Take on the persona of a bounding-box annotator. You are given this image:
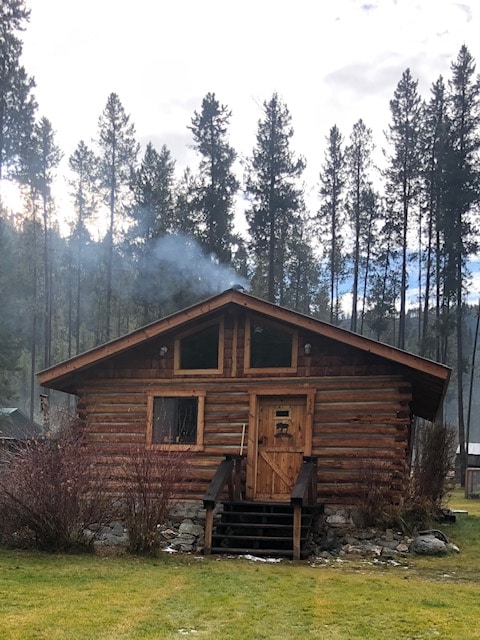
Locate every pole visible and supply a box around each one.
[466,298,480,465]
[240,423,246,455]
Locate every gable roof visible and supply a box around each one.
[38,288,450,421]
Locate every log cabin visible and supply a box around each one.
[38,288,450,558]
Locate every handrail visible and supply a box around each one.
[203,458,234,508]
[203,454,244,554]
[291,456,318,507]
[291,456,318,560]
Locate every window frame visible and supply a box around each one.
[244,315,298,374]
[146,388,206,451]
[173,318,224,375]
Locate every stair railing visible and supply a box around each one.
[203,454,244,554]
[290,456,319,560]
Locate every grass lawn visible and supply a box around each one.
[1,490,479,640]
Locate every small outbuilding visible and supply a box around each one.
[38,289,451,557]
[0,408,42,450]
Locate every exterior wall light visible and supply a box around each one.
[304,343,312,356]
[159,345,168,357]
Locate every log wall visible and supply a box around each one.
[77,375,412,505]
[73,309,414,504]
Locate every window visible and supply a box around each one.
[153,397,198,444]
[147,390,205,450]
[245,318,298,372]
[174,320,224,374]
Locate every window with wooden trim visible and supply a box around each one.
[174,319,224,374]
[147,390,205,450]
[244,317,298,372]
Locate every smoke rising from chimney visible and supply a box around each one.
[133,233,249,304]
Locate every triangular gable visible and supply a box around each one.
[38,289,450,420]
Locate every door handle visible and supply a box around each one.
[258,436,266,445]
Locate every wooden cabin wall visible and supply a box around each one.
[71,309,414,504]
[76,375,411,505]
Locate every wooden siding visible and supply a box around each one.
[77,373,411,504]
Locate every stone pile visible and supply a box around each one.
[84,501,460,558]
[309,508,460,559]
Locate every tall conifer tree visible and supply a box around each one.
[444,46,480,482]
[189,93,238,264]
[384,68,422,349]
[318,125,346,325]
[96,93,139,340]
[0,0,36,183]
[345,119,374,332]
[246,93,305,303]
[68,141,98,354]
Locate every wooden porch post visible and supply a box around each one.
[293,504,302,560]
[204,505,214,555]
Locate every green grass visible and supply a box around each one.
[1,491,479,639]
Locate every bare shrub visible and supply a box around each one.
[117,448,185,555]
[0,422,112,552]
[356,461,400,528]
[412,421,456,507]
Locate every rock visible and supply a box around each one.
[173,534,196,547]
[342,544,364,555]
[380,547,397,559]
[364,544,383,557]
[380,539,400,551]
[396,542,409,553]
[357,530,377,541]
[410,534,447,556]
[109,521,125,536]
[179,519,204,538]
[326,514,350,526]
[446,543,460,554]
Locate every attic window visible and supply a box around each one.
[174,320,224,374]
[245,317,298,372]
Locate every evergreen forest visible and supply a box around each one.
[1,2,480,462]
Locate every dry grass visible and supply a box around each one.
[0,490,479,639]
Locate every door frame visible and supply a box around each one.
[245,387,316,501]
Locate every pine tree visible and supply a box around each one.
[0,212,22,403]
[189,93,238,264]
[345,119,374,332]
[130,142,176,323]
[0,0,36,182]
[68,141,98,354]
[131,142,176,241]
[419,76,450,359]
[384,68,422,349]
[246,93,305,303]
[34,117,62,370]
[444,46,480,483]
[358,185,381,335]
[282,220,319,314]
[318,125,346,325]
[96,93,139,340]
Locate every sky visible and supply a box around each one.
[17,0,479,196]
[5,0,480,300]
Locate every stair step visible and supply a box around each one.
[216,522,308,531]
[210,546,311,559]
[212,533,296,542]
[209,501,322,559]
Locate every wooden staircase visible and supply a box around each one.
[210,501,322,558]
[203,454,321,559]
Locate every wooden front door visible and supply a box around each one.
[254,396,306,501]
